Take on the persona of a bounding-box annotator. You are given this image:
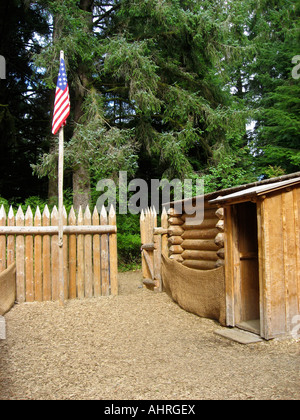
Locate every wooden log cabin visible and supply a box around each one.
[165,172,300,340]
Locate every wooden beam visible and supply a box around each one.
[181,228,218,240]
[141,243,155,251]
[181,239,218,251]
[142,249,154,279]
[109,205,118,296]
[154,227,168,235]
[181,249,218,261]
[182,260,216,270]
[0,225,117,235]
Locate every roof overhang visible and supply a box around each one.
[208,177,300,206]
[163,172,300,209]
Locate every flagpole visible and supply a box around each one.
[58,50,65,307]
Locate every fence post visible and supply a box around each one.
[152,208,161,290]
[7,206,15,267]
[0,206,6,273]
[92,206,101,297]
[100,206,109,296]
[34,206,43,302]
[63,206,69,299]
[109,205,118,296]
[25,206,34,302]
[68,206,77,299]
[51,206,59,301]
[16,206,25,303]
[42,205,51,301]
[140,210,146,280]
[77,206,85,299]
[84,206,93,298]
[153,235,162,291]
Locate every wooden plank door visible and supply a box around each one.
[235,202,260,330]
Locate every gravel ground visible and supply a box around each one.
[0,270,299,400]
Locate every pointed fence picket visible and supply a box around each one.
[0,204,118,302]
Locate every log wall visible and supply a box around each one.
[167,200,225,270]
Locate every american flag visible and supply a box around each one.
[52,57,70,135]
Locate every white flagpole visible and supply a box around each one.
[58,50,65,307]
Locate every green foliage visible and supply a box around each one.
[22,196,48,213]
[202,143,257,193]
[0,0,50,200]
[202,156,253,193]
[99,0,249,181]
[102,37,162,116]
[246,0,300,176]
[0,197,9,214]
[117,214,141,270]
[117,233,141,271]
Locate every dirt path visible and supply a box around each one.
[0,270,299,400]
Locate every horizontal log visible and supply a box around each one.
[182,217,205,228]
[167,208,183,217]
[181,208,217,221]
[182,260,216,270]
[181,239,219,251]
[181,250,218,261]
[33,225,117,235]
[182,201,217,214]
[169,254,184,262]
[165,199,215,214]
[214,232,224,248]
[216,219,224,232]
[215,207,224,220]
[168,217,184,226]
[169,245,184,254]
[141,243,155,251]
[168,226,184,236]
[181,228,219,240]
[154,227,168,235]
[215,259,225,268]
[182,218,218,230]
[0,225,117,235]
[168,235,183,245]
[217,248,225,259]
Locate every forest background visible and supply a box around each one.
[0,0,299,269]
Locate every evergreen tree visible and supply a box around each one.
[99,0,250,182]
[0,0,49,201]
[247,0,300,176]
[34,0,252,206]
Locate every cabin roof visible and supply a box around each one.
[208,177,300,206]
[165,172,300,208]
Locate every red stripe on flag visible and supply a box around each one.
[52,86,70,135]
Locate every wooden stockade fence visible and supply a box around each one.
[0,204,118,303]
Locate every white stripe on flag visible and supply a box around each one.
[53,94,69,124]
[52,86,70,134]
[52,105,70,134]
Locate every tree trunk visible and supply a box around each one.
[72,0,94,210]
[73,164,91,210]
